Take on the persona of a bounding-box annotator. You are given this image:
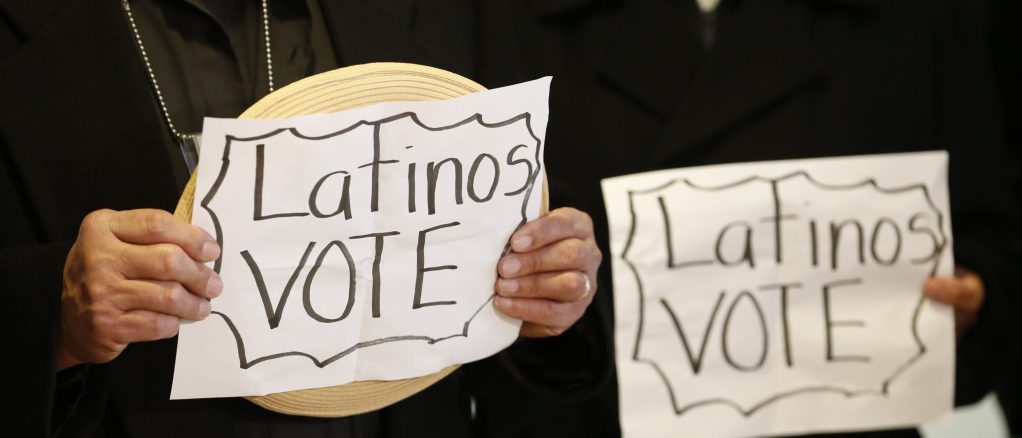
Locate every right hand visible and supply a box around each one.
[57,209,222,370]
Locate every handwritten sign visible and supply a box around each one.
[170,78,550,399]
[602,152,955,437]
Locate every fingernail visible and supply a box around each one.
[511,235,532,252]
[198,300,211,319]
[206,275,223,297]
[501,257,521,275]
[201,241,221,260]
[494,296,512,309]
[498,279,519,295]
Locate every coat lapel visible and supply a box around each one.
[596,0,706,119]
[644,0,823,166]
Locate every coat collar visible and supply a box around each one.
[644,0,822,165]
[591,0,879,166]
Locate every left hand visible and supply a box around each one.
[494,207,602,338]
[923,267,985,340]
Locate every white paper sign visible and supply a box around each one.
[602,152,955,437]
[171,78,550,399]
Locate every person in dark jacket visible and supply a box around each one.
[470,0,1022,436]
[0,1,607,437]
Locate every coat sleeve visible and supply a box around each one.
[0,82,103,438]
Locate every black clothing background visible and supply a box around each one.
[130,0,338,136]
[474,0,1022,437]
[0,0,609,437]
[989,0,1022,434]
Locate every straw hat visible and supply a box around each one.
[172,62,486,418]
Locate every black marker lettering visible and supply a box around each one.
[823,278,870,363]
[350,231,400,318]
[759,283,802,367]
[908,213,945,264]
[308,170,352,219]
[829,220,865,271]
[659,196,713,269]
[302,240,358,323]
[414,222,460,308]
[660,294,726,375]
[503,144,533,196]
[721,291,769,371]
[357,124,399,212]
[870,217,902,265]
[715,221,755,268]
[467,153,500,202]
[407,162,417,213]
[426,158,464,215]
[809,220,819,267]
[241,242,317,329]
[254,144,309,220]
[761,181,797,264]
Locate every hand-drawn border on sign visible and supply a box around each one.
[198,111,543,369]
[619,170,948,417]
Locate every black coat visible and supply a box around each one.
[990,0,1022,434]
[0,1,610,437]
[480,0,1022,436]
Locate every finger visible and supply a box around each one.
[498,238,599,278]
[107,209,220,262]
[115,280,212,321]
[494,296,584,331]
[114,309,181,343]
[955,272,985,313]
[509,207,594,252]
[496,271,592,302]
[923,276,983,313]
[121,243,223,299]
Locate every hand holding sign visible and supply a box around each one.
[171,77,556,400]
[58,209,222,370]
[923,267,984,339]
[496,207,601,338]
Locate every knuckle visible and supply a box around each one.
[581,212,594,232]
[79,249,116,273]
[519,253,539,274]
[556,214,576,236]
[80,209,113,233]
[592,244,604,264]
[157,246,187,274]
[159,288,184,312]
[572,214,591,237]
[569,240,588,262]
[81,277,110,301]
[90,313,117,339]
[143,210,173,239]
[517,275,536,294]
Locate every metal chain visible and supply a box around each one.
[261,0,275,93]
[121,0,274,140]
